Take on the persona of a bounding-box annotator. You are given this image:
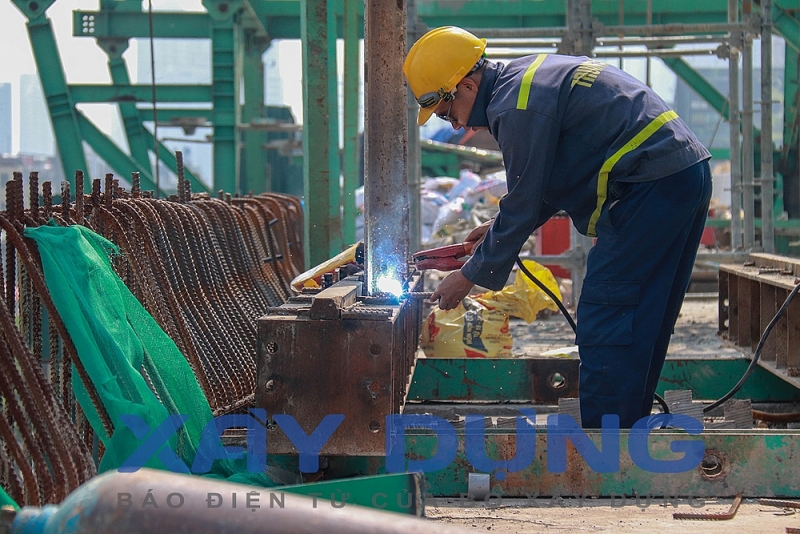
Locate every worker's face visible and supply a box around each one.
[433,77,487,131]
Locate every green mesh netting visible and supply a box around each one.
[0,485,18,510]
[25,224,283,486]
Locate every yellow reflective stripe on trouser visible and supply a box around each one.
[586,110,680,237]
[516,54,548,110]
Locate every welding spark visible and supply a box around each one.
[376,276,404,297]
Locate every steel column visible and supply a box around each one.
[729,0,743,249]
[783,42,800,219]
[211,21,239,194]
[342,0,360,246]
[364,0,408,294]
[240,30,270,194]
[301,0,342,266]
[762,0,776,253]
[326,1,343,257]
[743,0,757,249]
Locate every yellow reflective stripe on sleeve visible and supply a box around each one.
[516,54,548,110]
[586,110,679,237]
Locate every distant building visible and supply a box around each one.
[19,74,55,157]
[0,84,10,155]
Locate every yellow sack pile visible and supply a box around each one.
[420,260,561,358]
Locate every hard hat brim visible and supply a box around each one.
[417,106,435,126]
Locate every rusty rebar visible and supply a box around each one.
[74,171,84,224]
[60,181,71,224]
[42,181,52,220]
[761,499,800,509]
[131,172,141,198]
[104,174,113,210]
[176,150,185,203]
[28,172,38,219]
[674,494,742,520]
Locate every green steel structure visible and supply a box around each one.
[10,0,800,258]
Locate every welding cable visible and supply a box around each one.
[514,257,670,415]
[703,281,800,414]
[515,258,577,332]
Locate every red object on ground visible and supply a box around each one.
[535,216,572,279]
[700,227,716,247]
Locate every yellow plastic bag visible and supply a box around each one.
[420,297,513,358]
[474,259,561,323]
[419,260,561,358]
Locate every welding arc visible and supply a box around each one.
[514,258,670,415]
[704,281,800,414]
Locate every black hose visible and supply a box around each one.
[703,281,800,414]
[515,256,670,414]
[515,258,577,332]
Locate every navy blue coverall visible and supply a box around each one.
[460,54,712,428]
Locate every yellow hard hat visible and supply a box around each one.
[404,27,487,126]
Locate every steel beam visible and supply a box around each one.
[73,11,211,39]
[398,430,800,498]
[256,278,423,456]
[363,0,408,294]
[720,253,800,385]
[406,357,800,403]
[68,84,212,103]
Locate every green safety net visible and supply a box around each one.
[0,485,19,510]
[25,224,284,486]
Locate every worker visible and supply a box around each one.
[404,27,711,428]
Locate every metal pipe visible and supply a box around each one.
[470,22,749,40]
[364,0,409,294]
[467,27,568,39]
[729,0,743,249]
[761,0,775,253]
[742,0,756,249]
[487,36,728,49]
[488,48,721,60]
[407,0,422,254]
[594,48,720,58]
[597,35,728,46]
[4,469,476,534]
[601,22,749,36]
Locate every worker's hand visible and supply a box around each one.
[464,218,494,250]
[430,270,475,310]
